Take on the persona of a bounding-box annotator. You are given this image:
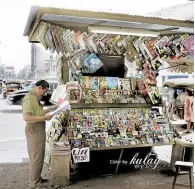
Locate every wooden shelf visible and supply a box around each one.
[71,103,152,109]
[161,57,194,64]
[89,142,174,151]
[50,100,162,109]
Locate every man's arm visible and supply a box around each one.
[43,105,58,115]
[23,113,53,123]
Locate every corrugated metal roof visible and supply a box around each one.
[148,2,194,21]
[23,5,194,41]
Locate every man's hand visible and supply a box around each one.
[44,105,59,115]
[44,114,53,121]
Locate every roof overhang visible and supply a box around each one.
[24,6,194,43]
[163,78,194,88]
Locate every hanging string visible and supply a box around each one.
[158,63,187,71]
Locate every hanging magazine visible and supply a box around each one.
[81,53,103,73]
[181,35,194,57]
[147,87,161,104]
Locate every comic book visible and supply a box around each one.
[66,81,81,104]
[106,77,119,90]
[144,38,158,59]
[99,77,107,93]
[181,35,194,57]
[118,78,131,91]
[79,76,91,91]
[155,36,169,50]
[64,30,75,57]
[76,32,88,51]
[147,87,161,104]
[130,78,142,91]
[90,77,99,91]
[82,53,103,73]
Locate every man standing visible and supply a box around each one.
[22,80,57,189]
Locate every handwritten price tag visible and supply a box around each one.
[72,147,90,163]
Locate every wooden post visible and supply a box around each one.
[50,148,70,186]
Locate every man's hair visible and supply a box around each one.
[185,89,193,96]
[35,80,49,89]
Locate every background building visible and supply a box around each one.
[31,43,57,80]
[18,65,31,80]
[4,66,16,81]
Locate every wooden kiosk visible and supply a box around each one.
[23,6,194,185]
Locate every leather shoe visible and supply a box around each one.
[41,178,48,183]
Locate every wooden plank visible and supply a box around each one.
[90,142,174,151]
[70,103,152,109]
[175,139,194,148]
[50,152,70,186]
[49,100,163,108]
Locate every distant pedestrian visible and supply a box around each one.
[184,89,194,133]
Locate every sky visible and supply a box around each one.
[0,0,190,73]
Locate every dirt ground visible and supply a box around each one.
[0,161,190,189]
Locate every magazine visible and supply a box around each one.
[106,77,118,90]
[90,77,99,91]
[82,53,103,73]
[48,100,71,115]
[181,35,194,57]
[147,87,161,104]
[118,78,131,91]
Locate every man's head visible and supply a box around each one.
[34,80,49,97]
[185,89,193,97]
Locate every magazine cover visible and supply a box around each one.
[47,25,56,53]
[51,26,60,54]
[99,77,107,93]
[126,42,137,60]
[147,87,161,104]
[118,78,131,91]
[64,30,75,57]
[82,53,103,73]
[106,77,119,90]
[131,78,142,91]
[181,35,194,57]
[66,81,81,103]
[90,77,99,91]
[144,38,158,59]
[68,87,81,104]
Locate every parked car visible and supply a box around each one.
[7,80,58,105]
[0,81,6,95]
[3,81,23,99]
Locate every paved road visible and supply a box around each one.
[0,95,28,163]
[0,95,25,141]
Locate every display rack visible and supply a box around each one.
[50,100,162,108]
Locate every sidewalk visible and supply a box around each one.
[0,161,189,189]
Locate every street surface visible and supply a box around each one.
[0,95,28,163]
[0,94,172,163]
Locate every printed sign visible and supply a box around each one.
[72,147,90,163]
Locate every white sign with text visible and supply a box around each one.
[72,147,90,163]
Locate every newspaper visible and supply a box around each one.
[48,101,71,115]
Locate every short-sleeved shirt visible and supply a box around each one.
[177,92,188,105]
[22,90,44,123]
